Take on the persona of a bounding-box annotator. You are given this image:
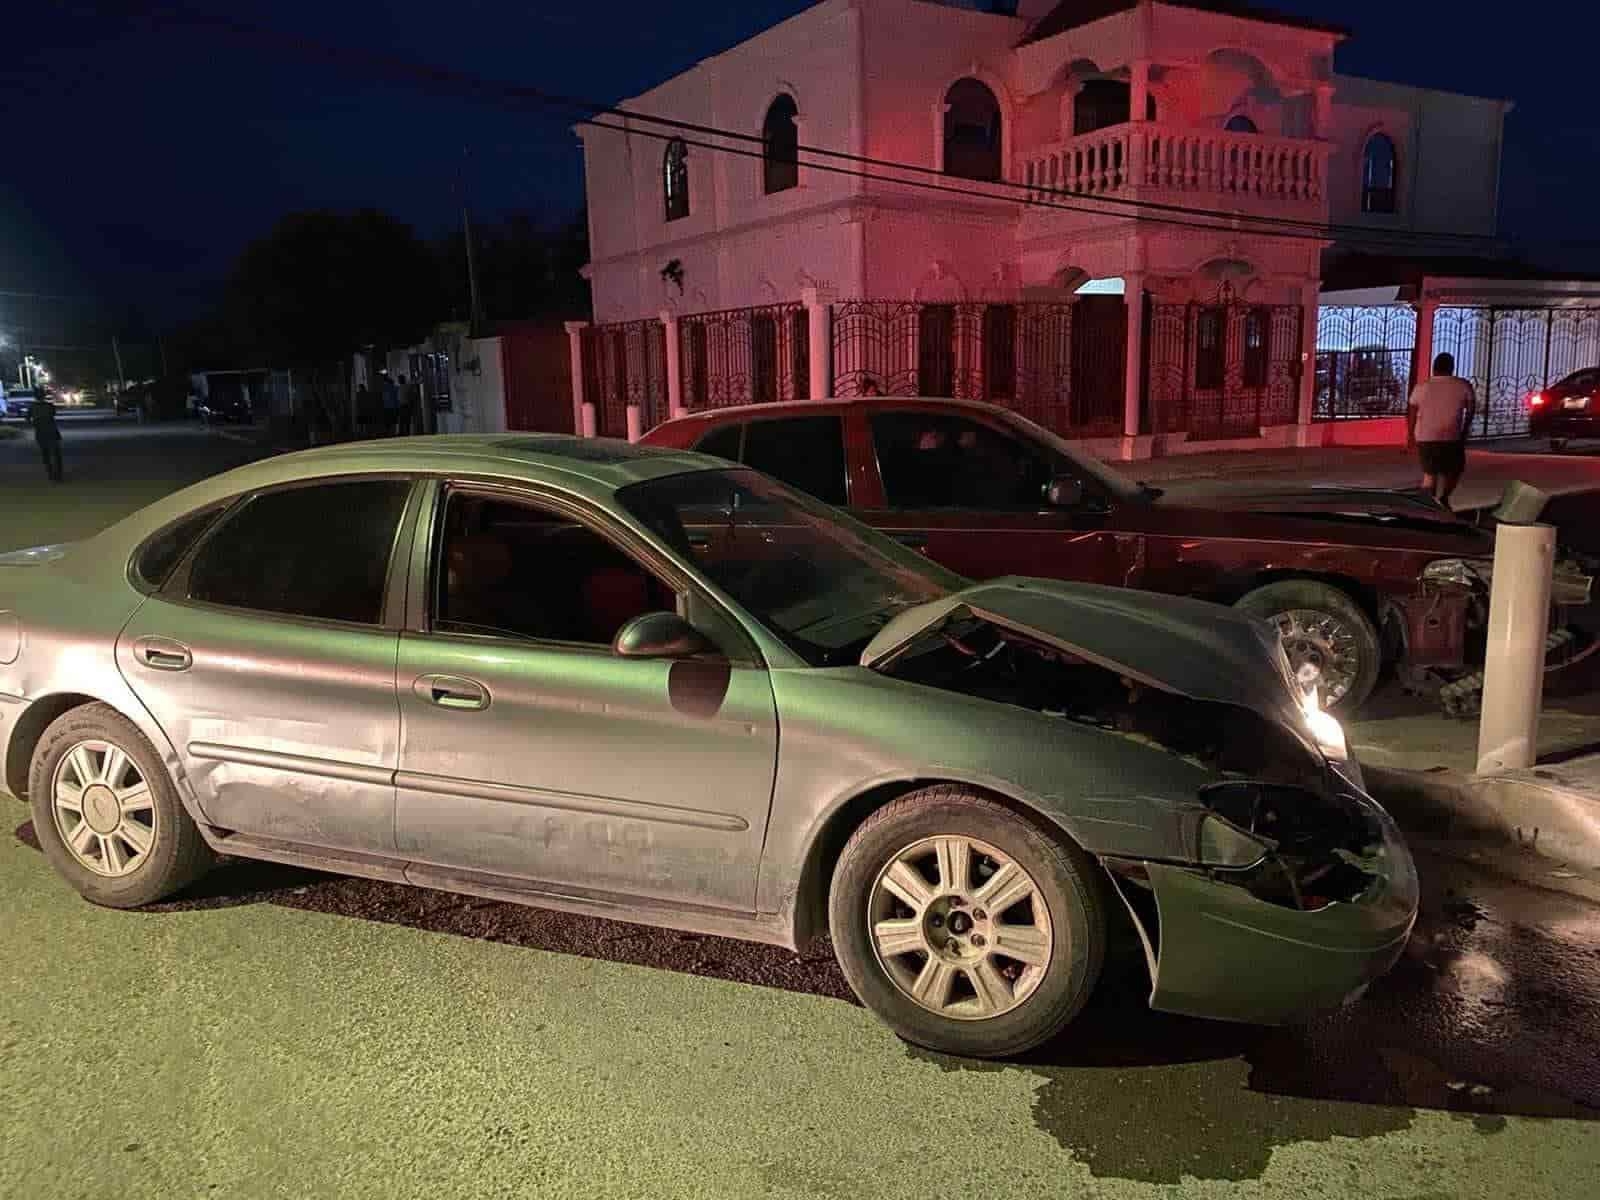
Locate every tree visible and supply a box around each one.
[433,209,591,326]
[229,209,444,432]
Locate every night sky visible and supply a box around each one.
[4,0,1598,333]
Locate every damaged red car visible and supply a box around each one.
[642,397,1594,711]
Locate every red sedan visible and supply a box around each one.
[643,396,1538,710]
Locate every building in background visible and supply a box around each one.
[574,0,1549,456]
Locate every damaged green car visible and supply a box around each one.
[0,437,1418,1058]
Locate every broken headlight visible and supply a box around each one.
[1422,557,1491,591]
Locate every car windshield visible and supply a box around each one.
[618,468,964,666]
[991,409,1150,502]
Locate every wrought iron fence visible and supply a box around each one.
[1146,296,1302,440]
[830,299,1122,437]
[1432,306,1600,439]
[679,303,809,410]
[581,320,668,436]
[1314,305,1416,420]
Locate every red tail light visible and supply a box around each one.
[1530,392,1547,408]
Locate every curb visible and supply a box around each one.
[1366,763,1600,901]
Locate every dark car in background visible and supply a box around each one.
[1528,367,1600,450]
[643,397,1593,711]
[3,387,39,421]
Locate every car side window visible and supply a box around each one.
[869,412,1055,510]
[184,480,411,624]
[740,416,848,506]
[134,502,232,590]
[435,491,676,647]
[692,424,743,462]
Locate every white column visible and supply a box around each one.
[1477,522,1555,774]
[564,320,589,436]
[580,402,598,438]
[1297,280,1320,428]
[803,287,833,400]
[626,404,643,443]
[1313,85,1335,140]
[661,309,684,418]
[1121,270,1146,455]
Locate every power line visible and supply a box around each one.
[131,2,1514,253]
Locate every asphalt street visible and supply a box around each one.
[1,417,1598,1198]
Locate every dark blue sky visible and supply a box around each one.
[4,0,1597,332]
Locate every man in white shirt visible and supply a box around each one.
[1406,353,1476,505]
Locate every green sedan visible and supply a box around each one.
[0,435,1417,1058]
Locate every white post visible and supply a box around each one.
[1297,280,1320,432]
[626,403,643,443]
[580,401,598,438]
[565,320,589,436]
[803,287,833,400]
[1476,522,1556,774]
[1414,298,1438,393]
[1121,270,1146,458]
[661,309,684,418]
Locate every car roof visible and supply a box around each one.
[651,395,1013,429]
[262,433,724,490]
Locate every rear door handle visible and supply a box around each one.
[133,637,192,672]
[414,674,490,711]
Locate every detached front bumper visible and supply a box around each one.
[1110,793,1419,1026]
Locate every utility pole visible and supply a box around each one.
[112,336,127,399]
[462,144,484,335]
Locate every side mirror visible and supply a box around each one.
[1046,475,1085,509]
[612,611,717,660]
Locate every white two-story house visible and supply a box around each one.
[576,0,1511,455]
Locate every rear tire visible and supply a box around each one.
[28,703,214,908]
[1551,438,1568,453]
[1237,579,1382,712]
[828,787,1106,1059]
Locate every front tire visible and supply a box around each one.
[28,703,214,908]
[829,787,1106,1058]
[1237,579,1382,712]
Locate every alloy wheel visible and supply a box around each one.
[50,740,158,878]
[1273,608,1362,707]
[868,835,1054,1021]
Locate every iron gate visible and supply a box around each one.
[581,320,668,437]
[679,303,809,410]
[1432,306,1600,439]
[1314,305,1416,420]
[1145,290,1302,440]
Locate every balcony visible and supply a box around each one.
[1019,123,1331,220]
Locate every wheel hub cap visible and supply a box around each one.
[1273,609,1361,705]
[868,835,1055,1022]
[51,739,157,879]
[81,785,120,835]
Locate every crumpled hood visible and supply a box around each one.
[0,543,73,567]
[861,576,1297,721]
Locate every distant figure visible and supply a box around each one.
[381,373,400,435]
[860,377,883,397]
[32,399,64,482]
[400,374,423,436]
[1407,352,1477,505]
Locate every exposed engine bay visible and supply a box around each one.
[884,618,1385,913]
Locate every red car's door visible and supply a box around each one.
[850,407,1142,587]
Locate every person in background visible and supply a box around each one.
[396,374,417,436]
[381,372,400,435]
[1406,352,1477,506]
[859,377,883,397]
[32,397,64,482]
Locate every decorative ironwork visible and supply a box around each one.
[679,303,808,410]
[1314,305,1417,420]
[832,301,922,397]
[1146,294,1303,440]
[1431,306,1600,439]
[581,319,668,436]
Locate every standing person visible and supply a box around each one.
[381,372,400,436]
[32,397,64,482]
[400,373,423,437]
[1407,352,1476,506]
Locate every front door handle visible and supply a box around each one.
[133,637,192,672]
[414,674,490,711]
[890,531,930,554]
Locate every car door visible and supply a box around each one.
[855,408,1138,586]
[392,481,779,911]
[117,476,419,855]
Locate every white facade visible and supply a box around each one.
[581,0,1507,323]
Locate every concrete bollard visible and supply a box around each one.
[626,403,643,443]
[580,401,597,439]
[1476,521,1555,774]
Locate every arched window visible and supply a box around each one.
[762,95,799,194]
[1362,133,1398,214]
[1225,114,1258,134]
[663,138,689,221]
[944,78,1003,181]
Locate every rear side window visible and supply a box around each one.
[185,480,411,624]
[693,424,743,462]
[741,417,848,506]
[134,503,230,590]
